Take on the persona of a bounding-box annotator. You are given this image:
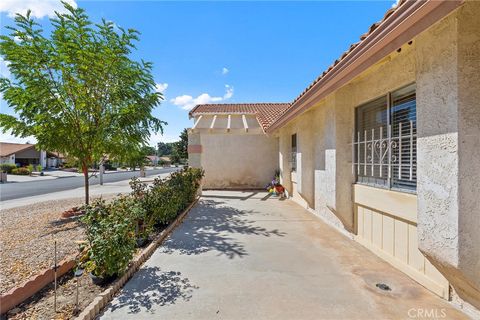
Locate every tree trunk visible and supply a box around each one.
[82,163,89,205]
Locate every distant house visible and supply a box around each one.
[0,142,64,168]
[0,143,44,167]
[46,151,65,168]
[145,155,159,166]
[159,156,171,166]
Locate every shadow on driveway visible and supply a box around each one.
[159,199,286,259]
[107,266,198,314]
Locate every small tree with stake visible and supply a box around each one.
[0,2,165,204]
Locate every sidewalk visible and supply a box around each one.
[0,172,171,210]
[4,168,165,183]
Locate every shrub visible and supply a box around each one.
[81,168,203,280]
[0,164,16,173]
[130,167,204,226]
[36,164,43,172]
[81,197,137,278]
[11,167,31,175]
[27,164,34,173]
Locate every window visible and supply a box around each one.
[353,83,416,192]
[291,133,297,171]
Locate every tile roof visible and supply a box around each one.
[0,142,36,157]
[189,103,291,131]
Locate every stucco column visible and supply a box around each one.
[278,131,292,195]
[333,89,355,232]
[40,150,47,168]
[187,130,202,168]
[416,2,480,308]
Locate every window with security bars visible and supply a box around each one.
[353,83,416,192]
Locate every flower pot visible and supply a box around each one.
[136,237,148,247]
[89,272,116,285]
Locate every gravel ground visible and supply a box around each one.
[0,196,114,295]
[6,271,104,320]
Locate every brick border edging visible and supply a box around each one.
[75,196,200,320]
[0,256,77,315]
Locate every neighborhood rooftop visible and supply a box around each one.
[0,142,36,157]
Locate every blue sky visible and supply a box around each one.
[0,0,395,146]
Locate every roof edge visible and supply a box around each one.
[189,102,291,117]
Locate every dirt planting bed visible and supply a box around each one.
[6,271,104,320]
[0,196,114,295]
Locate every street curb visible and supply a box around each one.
[75,196,200,320]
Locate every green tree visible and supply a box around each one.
[122,145,148,170]
[0,3,165,203]
[171,128,188,164]
[176,128,188,160]
[141,145,156,156]
[157,141,174,156]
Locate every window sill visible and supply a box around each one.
[354,182,416,195]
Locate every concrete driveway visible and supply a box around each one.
[100,190,468,320]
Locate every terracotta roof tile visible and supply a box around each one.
[189,103,290,131]
[0,142,36,157]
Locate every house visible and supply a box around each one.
[46,151,65,168]
[0,142,46,167]
[0,142,64,168]
[146,155,159,166]
[189,0,480,312]
[188,103,289,188]
[159,156,171,166]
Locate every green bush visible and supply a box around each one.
[36,164,43,172]
[27,164,34,173]
[82,168,203,280]
[81,197,138,278]
[0,164,16,173]
[11,167,31,175]
[130,167,204,226]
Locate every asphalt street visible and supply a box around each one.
[0,167,179,201]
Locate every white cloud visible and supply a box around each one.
[0,57,11,78]
[148,132,178,145]
[155,83,169,94]
[0,130,36,144]
[223,84,233,99]
[222,67,229,75]
[170,85,234,111]
[392,0,401,8]
[0,0,77,19]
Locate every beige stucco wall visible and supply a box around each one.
[276,2,480,308]
[277,37,416,232]
[192,132,279,189]
[415,1,480,309]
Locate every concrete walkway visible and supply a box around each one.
[100,190,468,320]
